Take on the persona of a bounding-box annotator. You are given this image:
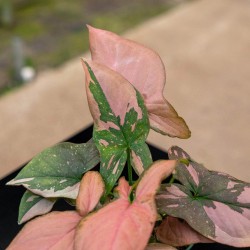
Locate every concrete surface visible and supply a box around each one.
[0,0,250,181]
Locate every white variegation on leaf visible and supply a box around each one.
[18,190,56,224]
[8,171,106,249]
[9,160,176,250]
[7,141,99,199]
[156,146,250,247]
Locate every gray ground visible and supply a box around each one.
[1,0,250,181]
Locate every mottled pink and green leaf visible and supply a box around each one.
[156,146,250,247]
[82,60,152,194]
[88,26,190,138]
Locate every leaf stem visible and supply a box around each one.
[169,175,175,184]
[127,148,133,185]
[186,244,194,250]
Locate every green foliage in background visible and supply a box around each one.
[0,0,182,95]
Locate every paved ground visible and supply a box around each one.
[1,0,250,181]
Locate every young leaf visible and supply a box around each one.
[7,211,81,250]
[156,216,213,246]
[88,25,190,138]
[76,171,105,216]
[18,190,56,225]
[74,160,176,250]
[82,60,152,194]
[7,141,100,199]
[156,146,250,247]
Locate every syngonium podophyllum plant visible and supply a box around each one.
[6,26,250,250]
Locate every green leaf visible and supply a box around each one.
[7,140,100,199]
[83,61,152,194]
[18,190,56,225]
[156,146,250,247]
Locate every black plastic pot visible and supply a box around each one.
[0,125,249,250]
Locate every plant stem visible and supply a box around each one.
[169,175,175,184]
[127,148,133,185]
[186,244,194,250]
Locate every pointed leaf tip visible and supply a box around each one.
[88,26,190,138]
[136,160,177,202]
[83,60,152,194]
[7,141,99,199]
[18,190,56,224]
[75,160,175,250]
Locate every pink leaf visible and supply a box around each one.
[136,160,176,202]
[156,216,213,246]
[74,160,176,250]
[146,243,177,250]
[7,211,81,250]
[76,171,105,216]
[88,25,190,138]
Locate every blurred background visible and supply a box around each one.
[0,0,184,94]
[0,0,250,182]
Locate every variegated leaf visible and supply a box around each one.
[7,141,100,199]
[156,216,213,246]
[82,60,152,194]
[74,160,176,250]
[88,25,190,138]
[18,190,56,225]
[156,146,250,247]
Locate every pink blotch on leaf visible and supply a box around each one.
[203,201,250,247]
[87,25,191,139]
[237,186,250,204]
[82,59,142,127]
[131,150,144,175]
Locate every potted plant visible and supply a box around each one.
[5,26,250,250]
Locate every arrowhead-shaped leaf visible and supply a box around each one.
[7,141,100,199]
[156,216,213,246]
[76,171,105,216]
[74,160,176,250]
[156,146,250,247]
[88,25,190,138]
[18,190,56,225]
[7,211,81,250]
[82,60,152,194]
